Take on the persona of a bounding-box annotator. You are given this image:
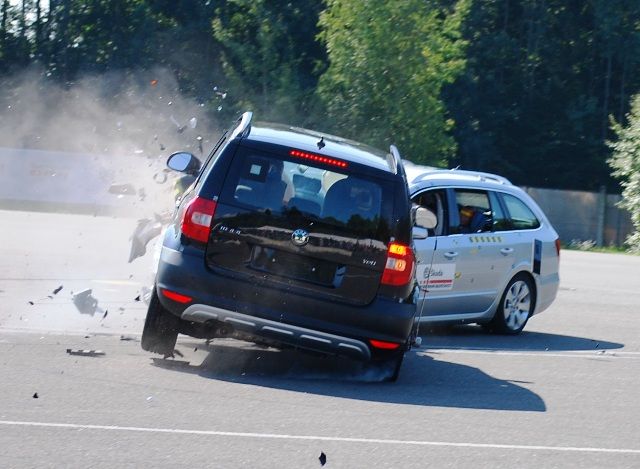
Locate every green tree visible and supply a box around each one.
[608,94,640,252]
[212,0,326,123]
[318,0,469,166]
[446,0,640,190]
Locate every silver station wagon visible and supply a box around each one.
[405,163,560,334]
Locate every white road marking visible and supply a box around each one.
[420,348,640,359]
[0,420,639,455]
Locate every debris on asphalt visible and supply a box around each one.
[102,309,109,319]
[72,289,99,316]
[53,285,63,295]
[28,301,34,305]
[66,349,106,357]
[134,295,141,302]
[120,335,136,342]
[319,452,327,466]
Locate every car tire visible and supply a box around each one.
[490,273,535,335]
[141,288,179,355]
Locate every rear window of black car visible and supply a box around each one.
[219,148,393,240]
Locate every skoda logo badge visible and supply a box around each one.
[291,229,309,247]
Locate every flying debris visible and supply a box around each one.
[319,452,327,466]
[66,349,106,357]
[53,285,63,295]
[72,289,99,316]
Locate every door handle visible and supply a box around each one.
[444,251,459,259]
[500,247,514,255]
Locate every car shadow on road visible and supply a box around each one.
[421,324,623,352]
[152,342,546,412]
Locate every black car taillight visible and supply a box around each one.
[381,242,414,287]
[181,196,217,243]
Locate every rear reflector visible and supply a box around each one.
[381,242,414,287]
[289,149,348,168]
[161,289,192,304]
[369,339,401,350]
[181,196,217,243]
[555,238,561,257]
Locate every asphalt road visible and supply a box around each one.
[0,209,639,468]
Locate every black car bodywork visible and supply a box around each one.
[142,112,420,380]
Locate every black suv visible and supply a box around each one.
[141,112,429,381]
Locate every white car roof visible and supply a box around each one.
[404,161,513,191]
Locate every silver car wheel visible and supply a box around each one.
[503,280,531,331]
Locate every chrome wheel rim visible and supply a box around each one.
[503,280,531,331]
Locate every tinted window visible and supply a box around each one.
[220,149,391,239]
[502,194,540,230]
[452,189,492,234]
[488,191,510,231]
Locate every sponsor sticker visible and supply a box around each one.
[417,263,456,291]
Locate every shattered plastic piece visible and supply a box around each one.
[66,349,105,357]
[150,79,158,87]
[120,336,136,341]
[102,310,109,319]
[319,452,327,466]
[72,289,99,316]
[141,286,152,304]
[53,285,63,295]
[33,393,39,399]
[128,218,163,263]
[28,301,34,305]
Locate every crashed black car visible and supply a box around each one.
[141,112,433,381]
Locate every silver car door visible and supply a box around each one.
[412,189,461,317]
[441,188,507,315]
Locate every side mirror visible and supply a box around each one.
[414,206,437,229]
[167,152,202,175]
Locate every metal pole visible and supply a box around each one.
[596,185,606,247]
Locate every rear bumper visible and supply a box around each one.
[182,304,371,361]
[155,240,416,357]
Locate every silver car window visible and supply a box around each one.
[502,193,540,230]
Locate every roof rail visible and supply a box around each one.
[230,111,253,140]
[389,145,403,175]
[413,168,512,185]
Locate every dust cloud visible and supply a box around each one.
[0,66,224,215]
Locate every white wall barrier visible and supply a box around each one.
[0,147,173,216]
